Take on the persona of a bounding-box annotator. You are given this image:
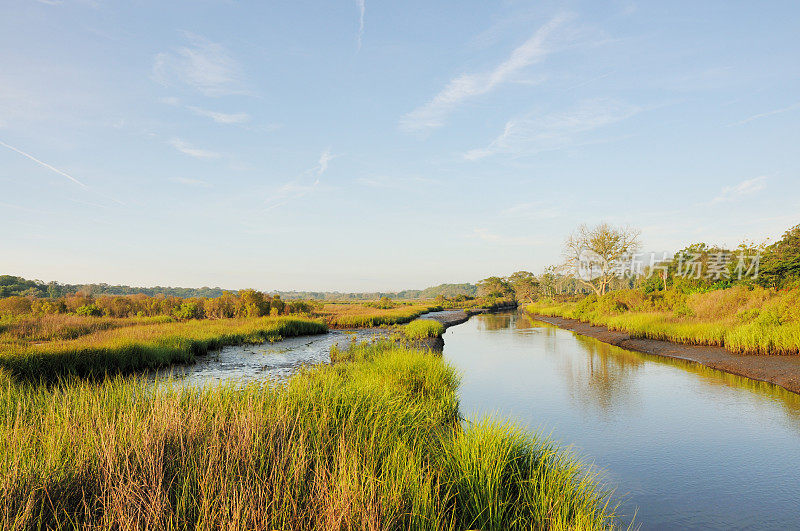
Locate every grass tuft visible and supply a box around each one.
[403,319,445,340]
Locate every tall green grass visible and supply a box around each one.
[0,317,327,382]
[0,341,616,529]
[527,286,800,355]
[403,319,445,340]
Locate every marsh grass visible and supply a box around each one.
[0,341,615,530]
[527,286,800,355]
[319,303,443,328]
[0,314,175,345]
[0,317,327,382]
[403,319,445,340]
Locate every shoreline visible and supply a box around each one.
[409,309,472,350]
[529,313,800,395]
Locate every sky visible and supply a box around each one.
[1,1,799,292]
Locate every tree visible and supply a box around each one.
[563,222,641,297]
[758,224,800,288]
[477,276,514,298]
[507,271,539,303]
[46,281,62,299]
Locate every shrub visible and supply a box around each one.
[75,304,102,317]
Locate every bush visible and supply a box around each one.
[75,304,102,317]
[173,302,204,320]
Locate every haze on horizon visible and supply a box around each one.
[1,1,798,292]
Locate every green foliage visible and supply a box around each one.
[172,302,204,320]
[477,276,514,298]
[75,304,102,317]
[403,319,445,340]
[758,224,800,289]
[0,276,48,298]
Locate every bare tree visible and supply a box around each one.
[563,222,641,297]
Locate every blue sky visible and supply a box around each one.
[1,1,798,291]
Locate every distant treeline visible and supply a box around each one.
[0,289,312,320]
[275,283,479,301]
[0,276,225,299]
[0,276,478,302]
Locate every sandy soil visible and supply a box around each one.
[530,314,800,395]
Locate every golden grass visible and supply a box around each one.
[527,286,800,355]
[315,302,442,328]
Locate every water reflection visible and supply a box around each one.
[444,311,800,530]
[564,333,644,415]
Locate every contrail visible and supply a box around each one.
[356,0,365,50]
[0,139,88,188]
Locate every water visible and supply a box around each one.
[149,327,388,387]
[443,311,800,530]
[146,310,800,528]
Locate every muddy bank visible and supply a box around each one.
[530,314,800,395]
[406,310,471,350]
[425,310,471,329]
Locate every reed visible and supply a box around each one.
[403,319,445,340]
[0,317,327,382]
[0,340,615,530]
[319,303,443,328]
[527,286,800,355]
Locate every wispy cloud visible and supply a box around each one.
[266,148,334,210]
[400,13,571,133]
[316,148,333,177]
[471,228,539,246]
[356,0,366,50]
[711,176,767,204]
[0,139,87,188]
[160,97,251,125]
[465,98,640,160]
[187,105,250,124]
[172,177,211,187]
[169,138,221,159]
[729,102,800,127]
[356,175,439,189]
[153,33,247,96]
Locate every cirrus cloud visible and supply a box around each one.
[153,33,247,97]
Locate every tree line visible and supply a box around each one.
[481,222,800,303]
[0,289,313,320]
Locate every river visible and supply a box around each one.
[150,310,800,529]
[444,311,800,530]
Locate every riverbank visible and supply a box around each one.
[1,339,616,529]
[403,310,472,350]
[529,313,800,395]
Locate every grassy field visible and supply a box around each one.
[527,286,800,355]
[316,302,442,328]
[0,316,327,382]
[0,340,615,529]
